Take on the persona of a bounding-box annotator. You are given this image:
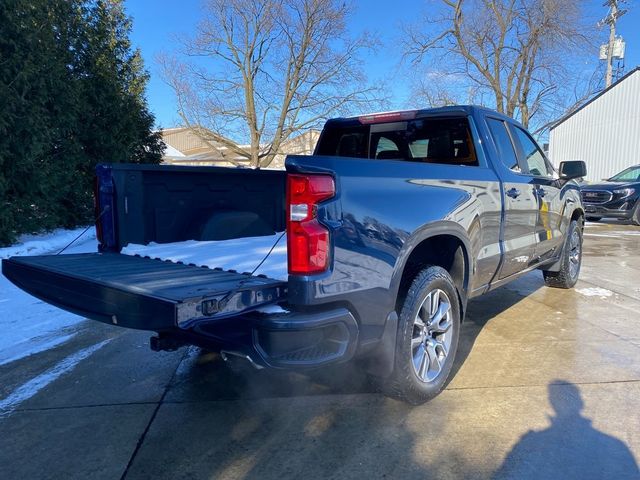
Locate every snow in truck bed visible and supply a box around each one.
[121,232,288,281]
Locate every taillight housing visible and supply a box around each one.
[286,174,335,275]
[93,175,104,246]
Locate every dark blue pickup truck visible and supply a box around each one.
[2,106,587,404]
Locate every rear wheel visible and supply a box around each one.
[543,219,583,289]
[585,216,601,222]
[387,266,460,404]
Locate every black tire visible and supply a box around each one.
[632,204,640,227]
[585,216,601,222]
[543,219,583,289]
[386,266,461,405]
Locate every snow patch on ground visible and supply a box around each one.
[0,340,110,415]
[0,333,75,367]
[0,226,96,259]
[576,287,614,298]
[0,228,98,366]
[121,232,288,281]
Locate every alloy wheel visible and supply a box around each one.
[411,289,453,383]
[568,228,581,279]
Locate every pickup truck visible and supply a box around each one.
[2,106,587,404]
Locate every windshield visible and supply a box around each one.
[609,166,640,182]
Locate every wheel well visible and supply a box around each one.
[571,208,585,227]
[396,234,468,315]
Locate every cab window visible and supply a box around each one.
[316,117,479,166]
[511,126,554,177]
[374,136,402,159]
[368,118,479,166]
[486,118,520,172]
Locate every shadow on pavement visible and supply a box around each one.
[164,348,379,402]
[493,380,639,480]
[169,274,546,403]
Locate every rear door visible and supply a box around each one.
[485,117,538,279]
[509,125,565,262]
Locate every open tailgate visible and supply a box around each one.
[2,253,287,331]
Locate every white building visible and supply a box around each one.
[549,67,640,181]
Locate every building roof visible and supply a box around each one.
[550,67,640,131]
[160,127,320,168]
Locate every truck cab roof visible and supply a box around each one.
[326,105,516,127]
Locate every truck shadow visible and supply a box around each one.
[169,275,543,402]
[135,392,476,479]
[128,379,639,480]
[166,347,376,402]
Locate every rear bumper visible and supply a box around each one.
[185,307,359,368]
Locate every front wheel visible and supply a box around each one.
[387,266,460,404]
[632,204,640,226]
[543,219,583,289]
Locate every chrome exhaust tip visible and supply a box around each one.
[220,350,264,370]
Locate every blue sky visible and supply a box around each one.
[125,0,640,129]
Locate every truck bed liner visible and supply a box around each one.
[2,253,287,331]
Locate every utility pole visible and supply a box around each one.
[600,0,627,88]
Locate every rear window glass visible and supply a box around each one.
[316,126,368,158]
[316,117,479,167]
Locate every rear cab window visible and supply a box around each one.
[316,116,481,167]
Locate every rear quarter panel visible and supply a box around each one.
[285,155,502,341]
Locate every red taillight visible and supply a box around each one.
[93,176,104,245]
[358,110,417,124]
[286,174,335,275]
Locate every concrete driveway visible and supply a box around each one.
[1,222,639,479]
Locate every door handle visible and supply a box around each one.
[506,188,521,199]
[536,187,546,198]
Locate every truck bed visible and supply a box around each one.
[121,232,287,281]
[2,253,287,331]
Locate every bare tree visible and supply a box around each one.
[162,0,379,168]
[410,70,483,108]
[404,0,595,130]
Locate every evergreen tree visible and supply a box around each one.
[0,0,163,246]
[0,0,80,242]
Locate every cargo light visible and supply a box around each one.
[286,174,335,275]
[358,110,417,124]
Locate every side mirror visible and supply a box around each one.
[559,161,587,180]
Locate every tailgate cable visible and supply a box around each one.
[56,208,108,255]
[216,231,286,311]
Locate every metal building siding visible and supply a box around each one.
[548,70,640,181]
